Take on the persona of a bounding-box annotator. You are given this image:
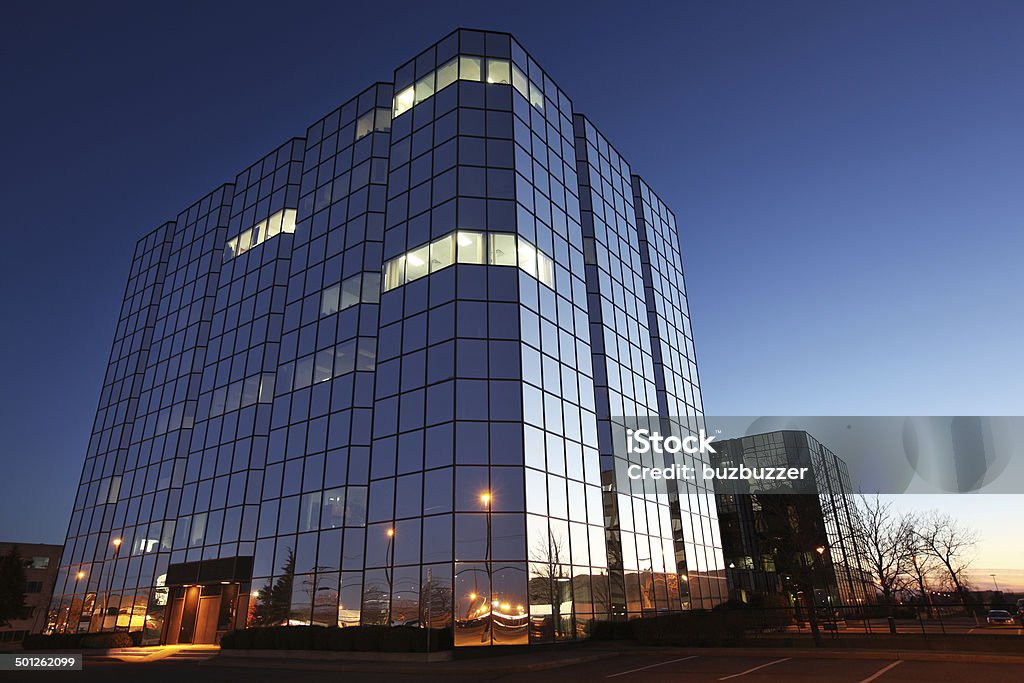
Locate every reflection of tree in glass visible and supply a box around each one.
[251,549,294,626]
[529,531,571,640]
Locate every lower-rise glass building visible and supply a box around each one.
[47,28,725,646]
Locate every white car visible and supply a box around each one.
[985,609,1014,626]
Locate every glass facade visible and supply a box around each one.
[48,29,725,646]
[713,431,874,606]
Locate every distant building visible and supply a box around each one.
[711,431,874,608]
[0,542,62,645]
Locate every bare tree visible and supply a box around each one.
[901,514,939,615]
[852,495,914,606]
[915,511,977,608]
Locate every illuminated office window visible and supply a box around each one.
[430,234,454,272]
[489,233,517,266]
[436,58,458,92]
[414,73,435,107]
[393,86,414,118]
[486,59,511,85]
[456,231,485,264]
[406,244,430,282]
[459,55,482,82]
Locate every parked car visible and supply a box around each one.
[986,609,1015,626]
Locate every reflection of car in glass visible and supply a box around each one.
[986,609,1015,625]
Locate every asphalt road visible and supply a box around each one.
[12,650,1020,682]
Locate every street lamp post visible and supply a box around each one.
[990,573,1000,593]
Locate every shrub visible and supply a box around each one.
[23,632,137,650]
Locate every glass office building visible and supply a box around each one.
[712,431,874,607]
[48,29,725,647]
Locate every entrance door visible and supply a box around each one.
[194,595,221,644]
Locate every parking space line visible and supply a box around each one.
[717,657,791,680]
[606,655,698,678]
[859,660,903,683]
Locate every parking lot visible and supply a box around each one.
[17,648,1019,683]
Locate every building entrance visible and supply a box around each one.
[163,583,241,644]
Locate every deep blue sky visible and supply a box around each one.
[3,1,1023,576]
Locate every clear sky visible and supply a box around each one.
[2,1,1022,587]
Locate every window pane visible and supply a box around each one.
[282,209,297,234]
[321,285,340,316]
[516,237,537,277]
[486,59,510,85]
[238,229,252,253]
[224,238,238,261]
[314,349,333,384]
[406,244,430,281]
[393,86,414,118]
[266,211,283,238]
[459,56,482,82]
[429,234,454,272]
[383,256,406,291]
[414,74,434,106]
[456,231,485,264]
[529,82,544,110]
[251,221,265,247]
[373,108,391,132]
[355,111,374,140]
[511,65,528,100]
[362,273,381,304]
[489,233,517,267]
[334,340,356,376]
[340,275,361,310]
[436,58,458,92]
[537,253,554,288]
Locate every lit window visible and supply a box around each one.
[489,233,517,266]
[414,74,434,106]
[266,212,283,238]
[224,238,238,262]
[373,108,391,133]
[486,59,511,85]
[322,284,340,316]
[456,231,485,264]
[383,256,405,292]
[393,86,414,118]
[340,275,361,309]
[355,111,374,140]
[517,237,537,277]
[238,229,252,254]
[512,65,529,100]
[537,253,554,288]
[251,220,265,247]
[406,244,430,281]
[529,82,544,110]
[282,209,297,233]
[430,234,454,272]
[357,338,376,371]
[459,55,482,82]
[436,58,458,92]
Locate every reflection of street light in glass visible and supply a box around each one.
[815,546,825,555]
[385,527,395,625]
[76,571,86,581]
[106,537,122,630]
[482,491,492,645]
